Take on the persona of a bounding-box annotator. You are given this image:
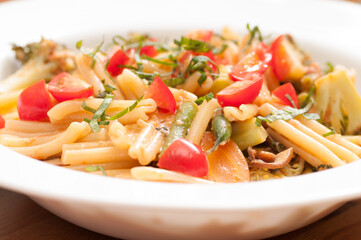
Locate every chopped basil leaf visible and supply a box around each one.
[109,95,143,120]
[285,94,297,108]
[255,98,319,126]
[324,62,334,74]
[86,94,114,132]
[104,83,117,93]
[76,38,105,69]
[162,76,185,87]
[81,101,96,113]
[246,23,263,46]
[195,93,214,105]
[142,55,178,67]
[322,127,336,137]
[301,85,315,108]
[174,36,210,53]
[312,164,333,172]
[85,166,108,176]
[185,55,219,85]
[211,44,228,55]
[197,72,208,85]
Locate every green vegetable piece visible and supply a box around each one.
[207,114,232,154]
[160,101,198,155]
[231,118,268,151]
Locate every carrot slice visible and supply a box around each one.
[201,131,250,182]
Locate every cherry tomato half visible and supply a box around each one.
[157,138,209,178]
[272,83,299,108]
[106,49,130,77]
[229,42,271,82]
[17,80,52,121]
[144,76,177,114]
[216,73,263,107]
[48,72,94,102]
[0,115,5,129]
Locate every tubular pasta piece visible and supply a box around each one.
[109,121,131,150]
[2,110,19,120]
[182,71,202,93]
[0,132,62,147]
[266,128,323,167]
[298,117,361,157]
[142,59,172,74]
[343,135,361,146]
[9,121,89,159]
[116,69,147,100]
[289,119,358,163]
[46,158,139,171]
[194,77,213,96]
[78,128,108,142]
[0,89,22,109]
[62,141,113,151]
[169,87,197,103]
[62,146,134,165]
[260,103,345,167]
[94,52,124,100]
[186,99,220,145]
[4,120,67,133]
[130,166,213,183]
[90,169,133,179]
[75,53,105,96]
[223,104,259,122]
[128,120,165,165]
[47,98,157,123]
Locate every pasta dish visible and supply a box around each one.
[1,25,360,183]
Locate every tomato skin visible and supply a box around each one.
[229,42,271,82]
[157,138,209,178]
[48,72,94,102]
[187,30,213,42]
[0,115,5,129]
[17,80,52,121]
[270,35,291,80]
[140,45,158,57]
[272,83,299,108]
[216,73,263,107]
[106,49,130,77]
[144,76,177,114]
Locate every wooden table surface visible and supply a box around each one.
[1,0,361,239]
[1,187,361,240]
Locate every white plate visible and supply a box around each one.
[1,0,361,239]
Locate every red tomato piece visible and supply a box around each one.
[17,80,52,121]
[157,138,209,178]
[48,72,94,102]
[140,45,158,57]
[216,73,263,107]
[106,49,130,77]
[144,76,177,114]
[0,115,5,129]
[272,83,299,108]
[187,30,213,42]
[270,35,291,80]
[229,42,271,82]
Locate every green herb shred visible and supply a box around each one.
[85,166,108,176]
[195,93,214,105]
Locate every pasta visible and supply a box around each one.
[1,25,361,183]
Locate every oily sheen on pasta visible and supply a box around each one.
[1,25,361,183]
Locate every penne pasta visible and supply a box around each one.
[130,167,213,183]
[128,120,165,165]
[187,99,220,145]
[62,146,134,165]
[260,103,346,167]
[223,104,259,122]
[10,121,89,159]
